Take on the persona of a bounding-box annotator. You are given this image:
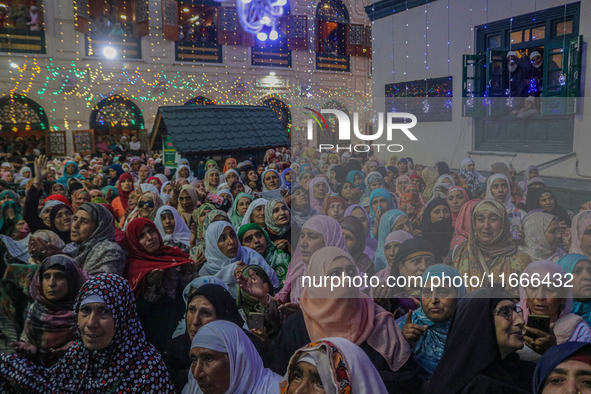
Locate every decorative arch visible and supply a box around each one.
[262,97,291,134]
[0,94,49,132]
[89,95,144,130]
[184,96,216,105]
[316,0,349,22]
[315,0,349,60]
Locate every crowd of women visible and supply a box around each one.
[0,147,591,393]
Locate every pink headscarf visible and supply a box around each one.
[447,186,470,227]
[301,246,412,372]
[308,177,331,212]
[450,199,481,251]
[569,210,591,258]
[275,215,347,304]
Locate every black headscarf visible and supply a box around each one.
[186,284,245,328]
[391,238,439,276]
[525,188,571,227]
[418,198,454,259]
[429,288,535,394]
[331,165,347,184]
[435,161,450,176]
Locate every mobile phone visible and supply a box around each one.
[527,314,551,334]
[508,212,522,240]
[247,312,265,331]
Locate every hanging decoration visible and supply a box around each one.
[223,0,287,41]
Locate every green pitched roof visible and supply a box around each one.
[151,105,290,154]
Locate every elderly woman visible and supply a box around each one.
[569,210,591,259]
[519,211,566,262]
[451,200,532,293]
[517,260,591,363]
[200,221,279,297]
[11,255,86,367]
[203,168,221,194]
[126,217,196,352]
[238,223,290,284]
[184,320,281,394]
[153,205,191,253]
[281,337,388,393]
[124,190,163,228]
[240,197,268,228]
[62,203,126,276]
[397,264,466,376]
[369,187,398,240]
[308,177,331,213]
[265,198,291,245]
[274,247,419,392]
[55,161,84,186]
[429,288,535,393]
[261,169,283,193]
[0,274,175,392]
[558,254,591,325]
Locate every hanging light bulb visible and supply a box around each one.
[257,32,268,41]
[269,30,278,40]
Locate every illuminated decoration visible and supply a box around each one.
[89,95,144,130]
[231,0,285,39]
[385,77,453,122]
[0,94,49,132]
[102,45,117,59]
[184,96,216,105]
[316,0,349,71]
[0,0,46,54]
[262,97,291,133]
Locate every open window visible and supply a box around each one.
[172,0,222,63]
[315,0,349,72]
[0,0,45,54]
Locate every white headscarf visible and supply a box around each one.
[175,164,195,182]
[519,211,564,261]
[485,173,514,212]
[240,198,269,227]
[153,206,191,247]
[199,221,279,296]
[182,320,281,394]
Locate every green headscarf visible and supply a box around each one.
[236,264,274,316]
[230,192,254,228]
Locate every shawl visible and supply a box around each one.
[21,255,87,366]
[276,215,347,304]
[397,264,466,375]
[518,260,586,362]
[291,186,318,228]
[557,254,591,325]
[346,170,366,192]
[262,169,283,192]
[344,204,377,260]
[280,168,293,189]
[421,166,439,201]
[459,158,486,197]
[70,189,90,211]
[125,218,193,293]
[280,337,388,393]
[153,206,191,248]
[430,174,456,201]
[519,211,565,261]
[56,161,85,186]
[0,274,175,392]
[569,210,591,258]
[300,247,411,372]
[183,321,281,394]
[230,192,254,228]
[376,230,414,281]
[236,264,275,315]
[450,199,481,251]
[200,221,279,297]
[175,164,195,182]
[178,184,199,225]
[116,172,135,211]
[368,188,396,238]
[265,198,290,236]
[365,171,384,191]
[64,203,126,276]
[309,177,331,212]
[240,198,268,226]
[237,223,290,284]
[418,198,455,259]
[0,200,22,236]
[193,203,215,247]
[203,168,221,193]
[452,200,530,293]
[486,173,515,213]
[374,209,408,272]
[447,186,469,227]
[525,189,572,227]
[519,164,539,193]
[399,183,425,225]
[146,176,162,192]
[338,216,371,273]
[533,342,591,394]
[106,164,124,186]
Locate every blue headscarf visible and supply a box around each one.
[56,161,85,186]
[280,168,292,188]
[533,342,591,394]
[346,170,366,192]
[397,264,466,376]
[374,209,407,271]
[368,188,396,240]
[106,164,125,186]
[558,253,591,325]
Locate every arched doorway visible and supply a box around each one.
[262,97,291,137]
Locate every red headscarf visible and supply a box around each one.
[117,173,135,210]
[125,218,193,293]
[146,176,162,192]
[42,194,72,208]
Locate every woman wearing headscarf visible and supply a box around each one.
[399,182,426,229]
[459,158,486,197]
[229,192,253,228]
[280,337,388,393]
[557,254,591,325]
[396,264,466,376]
[240,197,268,227]
[11,255,86,367]
[344,204,377,261]
[190,203,215,259]
[327,164,346,192]
[375,230,414,283]
[265,198,292,246]
[450,199,481,251]
[261,168,284,194]
[346,169,366,193]
[569,210,591,258]
[126,217,196,352]
[153,205,191,254]
[111,172,135,220]
[369,187,397,240]
[0,195,22,236]
[308,177,331,213]
[447,186,469,227]
[0,273,175,392]
[70,188,91,211]
[105,163,125,187]
[175,164,195,182]
[491,161,524,198]
[364,171,386,196]
[428,288,535,393]
[339,216,375,276]
[374,209,410,271]
[519,164,540,194]
[526,188,573,230]
[238,223,290,285]
[63,203,126,276]
[147,175,163,192]
[519,211,566,262]
[123,190,164,229]
[203,168,221,194]
[451,200,531,293]
[184,320,281,394]
[177,184,199,226]
[276,215,347,305]
[486,173,524,215]
[421,166,439,201]
[200,221,279,297]
[419,198,455,259]
[533,341,591,394]
[55,161,84,186]
[517,260,591,362]
[291,185,317,229]
[274,247,419,392]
